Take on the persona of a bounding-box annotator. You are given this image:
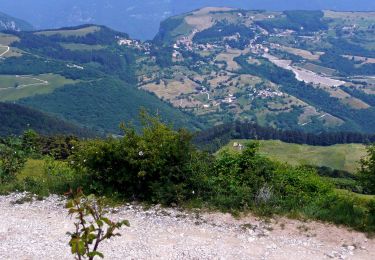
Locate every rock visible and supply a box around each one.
[347,245,355,251]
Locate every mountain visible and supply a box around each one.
[0,24,204,134]
[0,11,33,31]
[0,102,92,137]
[145,8,375,133]
[1,1,374,39]
[1,8,375,134]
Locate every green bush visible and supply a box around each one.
[0,137,27,183]
[304,193,375,232]
[200,143,276,211]
[71,111,208,204]
[2,116,373,234]
[359,145,375,194]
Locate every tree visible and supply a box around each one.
[66,188,130,260]
[359,145,375,194]
[22,129,41,156]
[0,137,27,183]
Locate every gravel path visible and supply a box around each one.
[0,193,374,260]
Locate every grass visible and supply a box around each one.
[0,158,83,197]
[324,11,375,30]
[279,46,321,61]
[18,159,45,180]
[215,50,243,71]
[0,74,78,101]
[35,26,101,37]
[299,63,336,76]
[60,43,105,51]
[0,33,19,45]
[141,79,196,102]
[223,140,367,173]
[335,189,375,203]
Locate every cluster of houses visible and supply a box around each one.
[117,37,151,52]
[256,89,284,98]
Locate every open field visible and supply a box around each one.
[279,46,322,61]
[0,45,9,57]
[60,43,105,51]
[223,140,367,173]
[35,26,101,37]
[0,33,19,45]
[216,48,250,71]
[324,11,375,30]
[0,74,78,101]
[141,78,198,105]
[342,55,375,64]
[299,63,336,76]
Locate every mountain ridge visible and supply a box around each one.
[1,9,375,134]
[0,11,33,31]
[1,1,375,39]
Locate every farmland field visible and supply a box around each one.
[223,140,368,173]
[0,33,19,45]
[0,74,78,101]
[35,26,101,37]
[60,43,105,51]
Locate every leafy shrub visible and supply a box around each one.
[66,188,129,260]
[304,193,374,232]
[0,137,27,183]
[71,111,208,204]
[201,143,276,211]
[359,145,375,194]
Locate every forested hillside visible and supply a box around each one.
[0,24,204,134]
[1,0,374,39]
[0,103,92,136]
[1,8,375,135]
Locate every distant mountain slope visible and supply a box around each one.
[142,8,375,133]
[2,11,375,134]
[0,25,203,133]
[18,79,204,134]
[0,102,92,136]
[1,1,374,39]
[0,11,33,31]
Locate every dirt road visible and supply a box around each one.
[0,193,373,260]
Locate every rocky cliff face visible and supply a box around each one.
[0,12,33,31]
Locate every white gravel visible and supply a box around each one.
[0,192,374,260]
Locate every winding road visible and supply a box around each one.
[0,45,10,57]
[0,75,49,91]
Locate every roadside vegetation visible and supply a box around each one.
[0,112,375,235]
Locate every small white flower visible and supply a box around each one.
[139,151,144,156]
[192,190,195,195]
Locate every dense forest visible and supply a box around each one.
[194,121,375,152]
[256,10,328,33]
[9,27,137,83]
[0,103,92,137]
[193,21,254,49]
[18,79,205,133]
